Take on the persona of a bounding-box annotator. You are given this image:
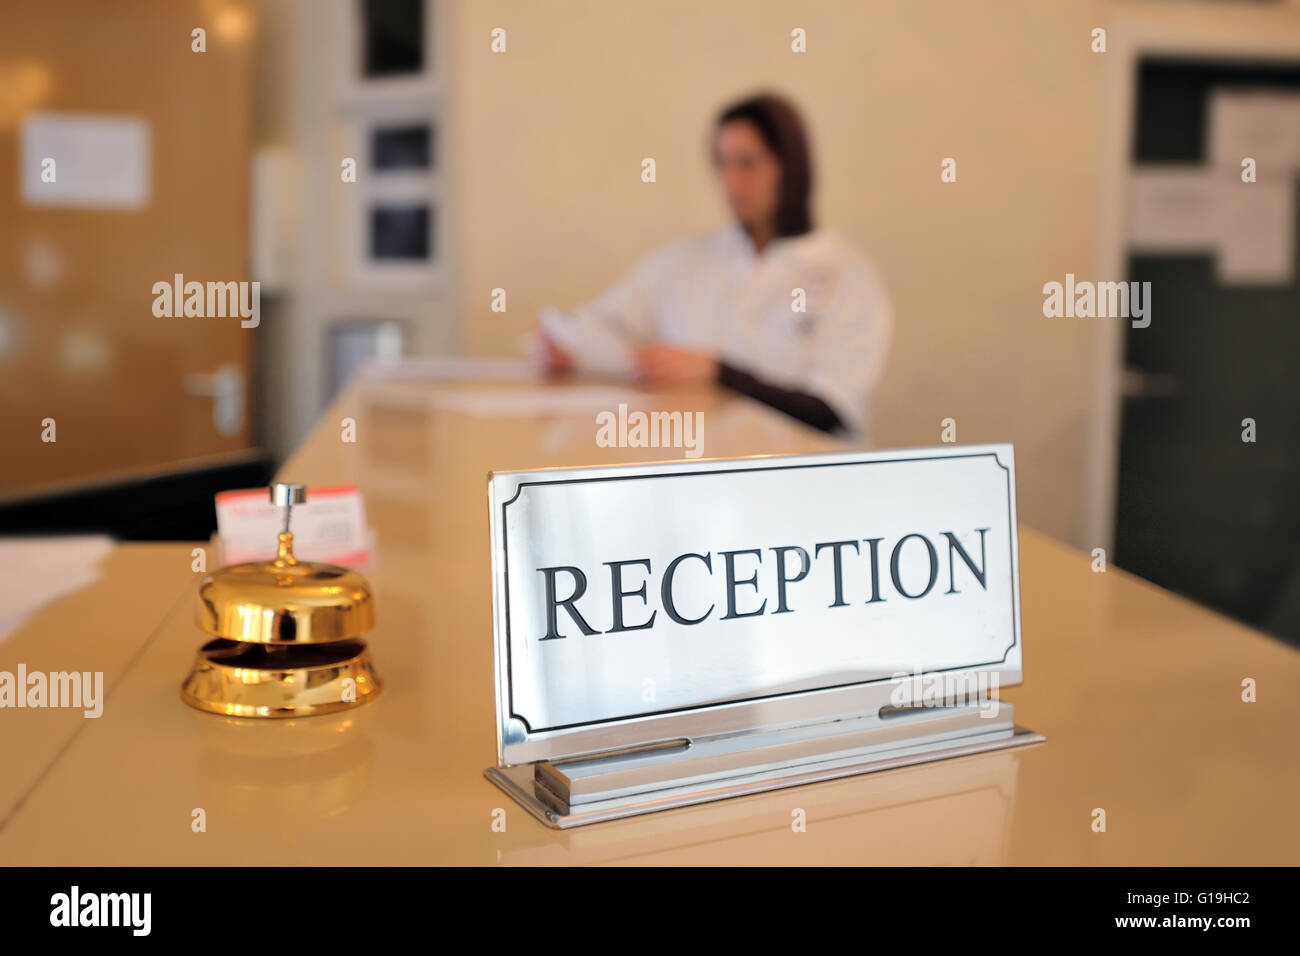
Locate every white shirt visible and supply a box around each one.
[559,226,892,437]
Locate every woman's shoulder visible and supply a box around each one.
[790,228,869,263]
[789,230,885,289]
[667,226,749,257]
[633,227,747,272]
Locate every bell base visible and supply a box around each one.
[181,638,383,718]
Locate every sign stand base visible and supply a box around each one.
[485,702,1044,829]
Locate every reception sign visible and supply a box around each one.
[485,444,1041,826]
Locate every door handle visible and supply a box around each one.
[184,364,245,436]
[1121,366,1179,399]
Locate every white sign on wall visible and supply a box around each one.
[21,114,151,210]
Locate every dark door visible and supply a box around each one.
[1116,57,1300,647]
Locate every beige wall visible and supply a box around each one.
[445,0,1300,548]
[256,0,1300,549]
[446,0,1106,544]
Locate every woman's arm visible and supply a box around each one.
[716,361,844,433]
[799,257,893,437]
[626,346,847,433]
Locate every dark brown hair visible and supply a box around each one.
[715,93,814,237]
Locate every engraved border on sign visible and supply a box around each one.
[499,450,1017,735]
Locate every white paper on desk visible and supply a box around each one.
[0,537,114,642]
[216,487,370,567]
[1209,90,1300,173]
[539,306,636,379]
[359,356,536,382]
[429,385,642,416]
[1215,178,1295,285]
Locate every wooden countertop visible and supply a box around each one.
[2,376,1297,864]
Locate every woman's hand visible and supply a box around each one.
[538,332,576,376]
[633,344,719,385]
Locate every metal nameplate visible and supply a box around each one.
[487,444,1024,769]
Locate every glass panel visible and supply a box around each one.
[371,123,433,170]
[361,0,424,78]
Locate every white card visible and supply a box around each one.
[215,487,370,568]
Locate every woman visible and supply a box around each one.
[539,92,891,437]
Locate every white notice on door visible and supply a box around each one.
[1209,90,1300,173]
[1216,179,1295,285]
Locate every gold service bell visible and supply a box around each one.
[181,482,383,717]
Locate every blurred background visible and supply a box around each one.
[2,0,1299,644]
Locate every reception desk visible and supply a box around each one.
[2,376,1298,864]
